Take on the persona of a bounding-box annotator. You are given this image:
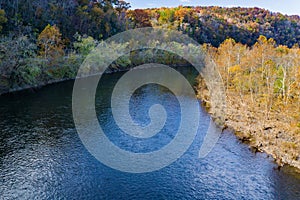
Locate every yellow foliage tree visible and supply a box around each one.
[217,38,247,92]
[174,6,190,23]
[37,24,65,60]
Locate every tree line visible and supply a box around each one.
[1,2,300,46]
[127,6,300,47]
[1,2,300,95]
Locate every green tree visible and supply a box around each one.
[73,34,98,57]
[0,36,41,89]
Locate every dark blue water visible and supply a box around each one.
[0,70,300,199]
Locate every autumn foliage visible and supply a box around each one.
[37,24,65,60]
[199,36,300,167]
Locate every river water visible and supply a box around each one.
[0,69,300,199]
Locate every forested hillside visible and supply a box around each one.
[128,6,300,47]
[1,0,300,95]
[0,0,130,42]
[1,1,300,47]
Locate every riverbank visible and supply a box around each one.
[197,77,300,171]
[0,37,192,96]
[0,63,192,96]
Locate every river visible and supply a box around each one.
[0,69,300,199]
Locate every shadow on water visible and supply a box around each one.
[0,67,299,199]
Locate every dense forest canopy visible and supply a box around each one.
[1,0,300,94]
[1,1,300,47]
[0,0,130,41]
[127,6,300,47]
